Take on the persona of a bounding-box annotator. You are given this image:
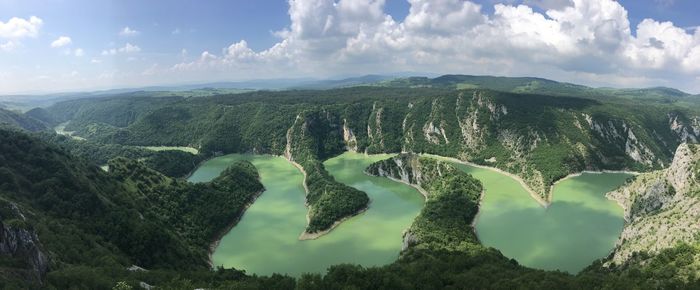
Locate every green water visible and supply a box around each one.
[453,163,631,273]
[188,152,424,277]
[189,152,630,276]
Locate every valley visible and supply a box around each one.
[186,151,633,276]
[2,75,700,289]
[189,153,424,276]
[4,0,700,288]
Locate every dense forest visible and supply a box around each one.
[0,108,48,132]
[2,75,700,289]
[366,154,483,250]
[40,83,700,202]
[36,133,206,178]
[3,131,699,289]
[285,110,370,234]
[0,128,264,288]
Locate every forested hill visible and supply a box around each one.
[0,128,264,288]
[42,85,700,201]
[5,129,700,289]
[0,108,48,132]
[366,154,483,251]
[605,143,700,273]
[377,75,700,105]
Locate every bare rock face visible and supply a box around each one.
[0,203,49,282]
[665,143,696,194]
[342,119,358,152]
[607,143,700,266]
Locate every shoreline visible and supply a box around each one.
[371,173,429,200]
[184,154,214,180]
[551,169,640,188]
[207,188,265,268]
[366,165,486,248]
[419,153,642,208]
[471,190,486,229]
[420,154,550,208]
[286,158,309,193]
[199,150,641,258]
[286,157,365,241]
[298,205,369,240]
[362,169,427,252]
[551,169,640,213]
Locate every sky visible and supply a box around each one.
[1,0,699,94]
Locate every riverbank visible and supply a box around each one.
[419,153,644,208]
[298,205,370,240]
[471,190,486,228]
[368,172,429,200]
[364,172,429,251]
[286,157,362,241]
[208,188,265,267]
[140,145,199,154]
[286,159,309,193]
[552,170,639,213]
[420,154,550,208]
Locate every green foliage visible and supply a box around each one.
[108,157,263,261]
[366,154,483,250]
[0,129,264,285]
[112,281,132,290]
[142,150,206,178]
[286,110,370,233]
[4,78,700,288]
[0,107,48,132]
[43,85,693,199]
[36,132,206,178]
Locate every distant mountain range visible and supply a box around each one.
[1,74,698,112]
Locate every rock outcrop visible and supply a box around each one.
[607,143,700,265]
[366,154,482,251]
[0,202,49,283]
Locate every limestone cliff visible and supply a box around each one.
[285,110,369,236]
[366,154,482,251]
[607,143,700,265]
[45,87,700,203]
[0,201,49,284]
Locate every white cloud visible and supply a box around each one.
[102,42,141,55]
[4,0,700,94]
[0,16,43,38]
[91,58,102,64]
[142,64,159,76]
[0,40,17,52]
[122,42,141,53]
[404,0,486,34]
[50,36,72,48]
[119,26,140,36]
[74,48,84,57]
[167,0,700,92]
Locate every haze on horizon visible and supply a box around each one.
[1,0,700,95]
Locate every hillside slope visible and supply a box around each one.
[0,128,263,288]
[43,86,700,202]
[0,108,47,132]
[606,143,700,274]
[3,127,700,288]
[366,154,482,251]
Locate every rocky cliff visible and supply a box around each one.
[366,154,482,251]
[44,87,700,202]
[0,201,49,285]
[607,143,700,265]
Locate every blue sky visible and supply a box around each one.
[1,0,699,94]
